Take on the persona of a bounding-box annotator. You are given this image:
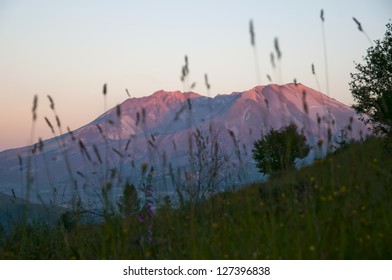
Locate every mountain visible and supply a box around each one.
[0,83,368,208]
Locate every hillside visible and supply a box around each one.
[1,137,391,259]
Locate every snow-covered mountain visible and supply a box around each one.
[0,83,368,207]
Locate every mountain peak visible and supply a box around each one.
[152,89,182,97]
[0,83,368,205]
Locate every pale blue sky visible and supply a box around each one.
[0,0,391,151]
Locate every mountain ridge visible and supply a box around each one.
[0,83,368,206]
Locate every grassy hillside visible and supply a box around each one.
[0,137,391,259]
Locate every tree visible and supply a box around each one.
[117,182,140,218]
[252,123,310,175]
[350,22,392,135]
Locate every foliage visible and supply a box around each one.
[252,123,310,175]
[350,22,392,135]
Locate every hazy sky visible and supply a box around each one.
[0,0,391,151]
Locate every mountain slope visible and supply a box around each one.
[0,83,368,206]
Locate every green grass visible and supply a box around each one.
[1,137,391,259]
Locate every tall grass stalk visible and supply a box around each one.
[320,9,330,98]
[352,17,373,45]
[249,19,261,85]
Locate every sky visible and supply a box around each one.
[0,0,391,151]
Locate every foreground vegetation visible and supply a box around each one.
[0,136,391,259]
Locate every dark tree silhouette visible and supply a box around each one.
[252,123,310,175]
[350,22,392,135]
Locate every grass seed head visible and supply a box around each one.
[320,9,324,22]
[249,19,255,46]
[274,37,281,60]
[44,117,54,134]
[38,138,44,152]
[270,53,276,68]
[136,112,140,126]
[17,155,23,171]
[32,95,38,121]
[353,17,363,32]
[116,104,121,118]
[47,95,55,110]
[204,74,211,90]
[302,90,309,114]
